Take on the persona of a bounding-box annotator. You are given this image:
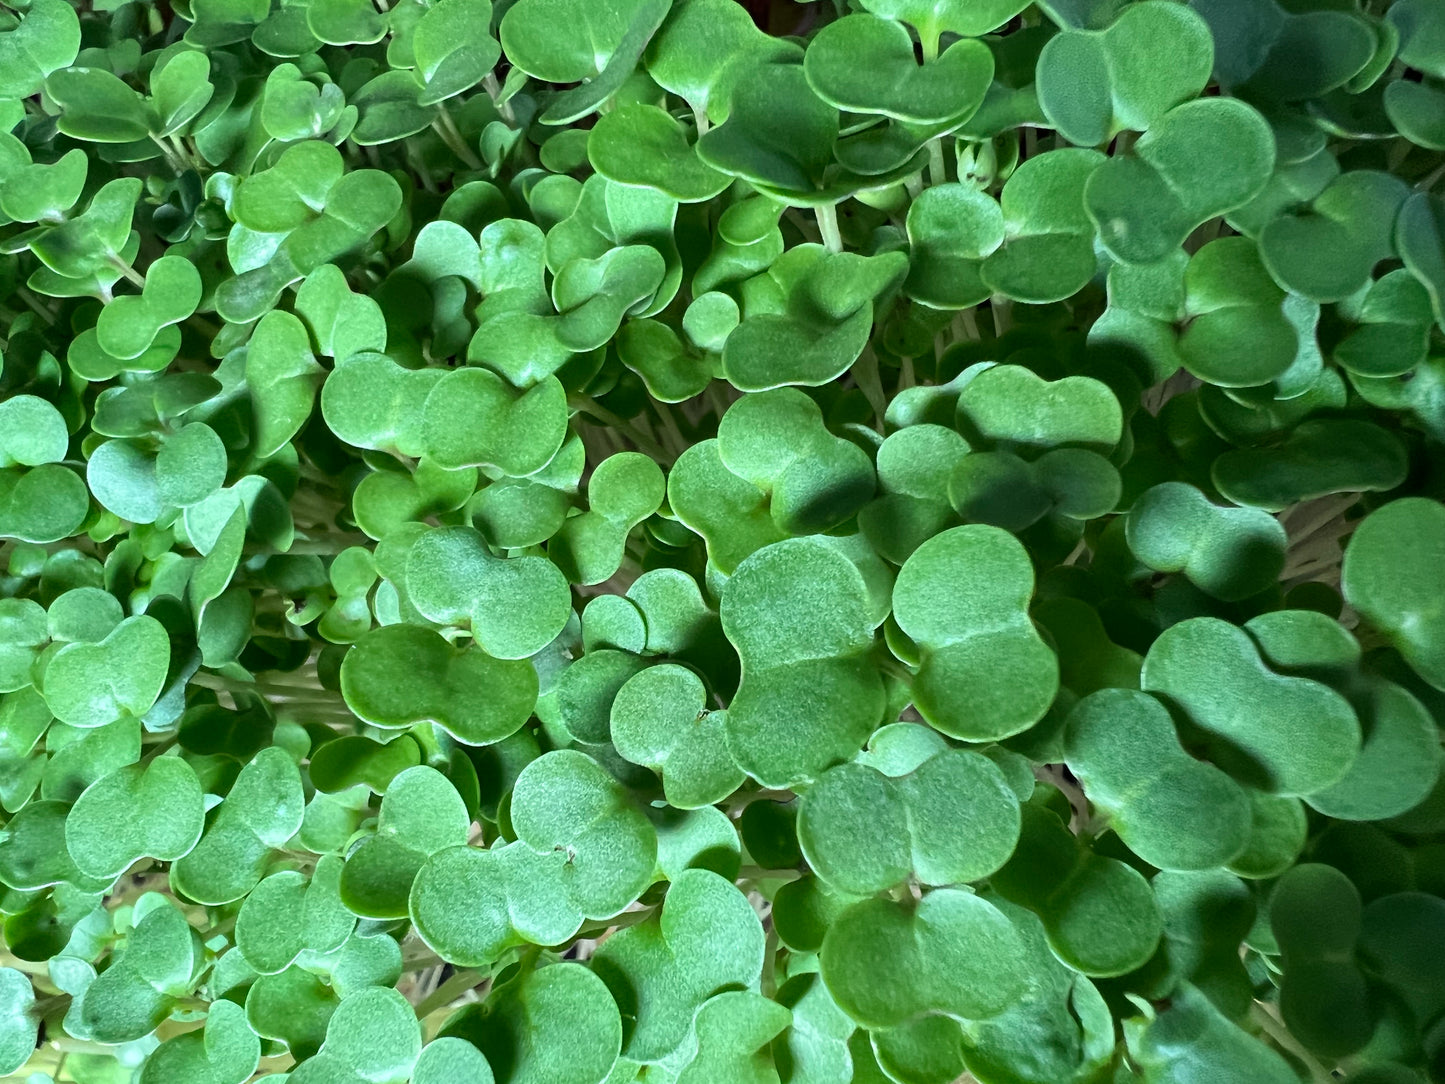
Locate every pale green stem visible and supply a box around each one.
[853,347,887,427]
[691,103,710,135]
[704,382,732,422]
[17,287,57,324]
[147,132,186,173]
[167,133,195,169]
[432,110,484,171]
[990,293,1013,334]
[414,970,488,1020]
[571,396,674,463]
[1250,1003,1335,1084]
[927,139,948,186]
[918,33,949,187]
[760,926,779,998]
[410,141,439,193]
[107,256,146,288]
[483,72,516,126]
[650,400,689,459]
[904,172,924,200]
[1417,159,1445,191]
[814,202,843,253]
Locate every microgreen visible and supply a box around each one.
[2,0,1444,1081]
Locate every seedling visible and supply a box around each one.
[1,0,1444,1082]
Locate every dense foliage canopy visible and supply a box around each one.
[2,0,1445,1081]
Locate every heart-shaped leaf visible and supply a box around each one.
[820,888,1030,1028]
[805,14,993,125]
[1342,498,1445,691]
[1125,482,1286,600]
[1141,617,1360,795]
[721,538,885,787]
[592,868,765,1062]
[798,745,1020,895]
[42,615,169,728]
[610,664,743,808]
[1065,688,1250,869]
[1038,2,1214,146]
[65,757,206,878]
[1084,98,1275,265]
[892,525,1057,741]
[341,624,539,743]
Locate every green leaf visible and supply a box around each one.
[341,623,538,744]
[0,0,81,98]
[721,537,885,788]
[41,615,169,728]
[893,524,1056,741]
[1065,688,1250,869]
[981,148,1104,302]
[171,747,306,905]
[338,765,470,919]
[677,991,791,1084]
[235,856,355,973]
[0,967,37,1075]
[412,0,500,105]
[991,803,1162,977]
[589,104,730,202]
[440,962,622,1084]
[610,664,743,808]
[245,309,325,459]
[1125,982,1298,1084]
[592,868,765,1062]
[798,745,1020,895]
[421,369,568,475]
[1342,498,1445,691]
[46,66,157,143]
[804,14,992,125]
[1037,2,1214,146]
[509,749,657,919]
[820,889,1030,1028]
[406,525,571,660]
[65,757,205,878]
[0,395,69,468]
[139,998,259,1084]
[1084,98,1275,265]
[1141,617,1361,794]
[1125,482,1286,600]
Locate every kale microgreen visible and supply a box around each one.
[1,0,1444,1081]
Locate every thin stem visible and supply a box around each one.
[147,133,186,173]
[814,202,843,253]
[898,354,915,392]
[1250,1003,1336,1084]
[410,141,439,193]
[904,172,924,200]
[571,396,674,463]
[414,969,489,1019]
[1416,159,1445,191]
[432,110,484,172]
[168,133,197,170]
[927,138,948,186]
[483,72,516,126]
[989,294,1013,335]
[853,347,887,427]
[760,926,779,998]
[16,287,57,324]
[691,103,710,135]
[704,382,732,423]
[649,399,690,459]
[108,256,146,288]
